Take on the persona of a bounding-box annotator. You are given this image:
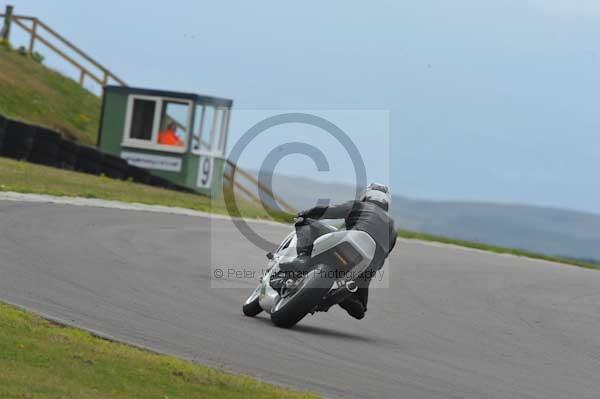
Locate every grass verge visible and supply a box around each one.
[0,301,317,399]
[0,157,291,223]
[398,229,600,270]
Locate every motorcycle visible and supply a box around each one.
[242,218,376,328]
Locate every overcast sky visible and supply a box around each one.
[9,0,600,214]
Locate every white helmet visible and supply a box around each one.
[361,183,391,211]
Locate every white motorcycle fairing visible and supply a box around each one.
[256,228,376,314]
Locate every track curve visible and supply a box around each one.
[1,200,599,398]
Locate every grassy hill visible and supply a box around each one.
[0,42,99,145]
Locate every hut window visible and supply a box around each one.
[129,98,156,141]
[158,101,189,147]
[123,95,192,152]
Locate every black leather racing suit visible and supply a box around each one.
[296,200,397,313]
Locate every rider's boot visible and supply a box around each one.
[339,284,369,319]
[279,244,312,273]
[279,255,310,273]
[339,296,366,320]
[356,285,369,312]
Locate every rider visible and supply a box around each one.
[282,183,397,320]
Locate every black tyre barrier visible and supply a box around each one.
[28,127,61,167]
[0,115,7,154]
[2,119,36,160]
[126,164,151,184]
[74,145,104,175]
[57,139,80,170]
[101,153,129,180]
[148,174,172,188]
[0,114,200,195]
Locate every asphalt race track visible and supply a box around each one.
[1,199,600,398]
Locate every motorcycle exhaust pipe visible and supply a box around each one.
[346,280,358,293]
[324,280,358,303]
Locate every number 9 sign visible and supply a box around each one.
[196,155,213,189]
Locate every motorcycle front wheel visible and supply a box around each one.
[270,264,335,328]
[242,285,263,317]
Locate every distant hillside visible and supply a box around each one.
[394,199,600,261]
[261,172,600,261]
[0,43,100,145]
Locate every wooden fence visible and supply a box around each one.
[223,159,297,214]
[1,6,126,89]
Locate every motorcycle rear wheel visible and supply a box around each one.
[270,264,335,328]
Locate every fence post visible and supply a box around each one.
[28,18,37,54]
[0,5,14,42]
[102,70,108,86]
[79,70,85,86]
